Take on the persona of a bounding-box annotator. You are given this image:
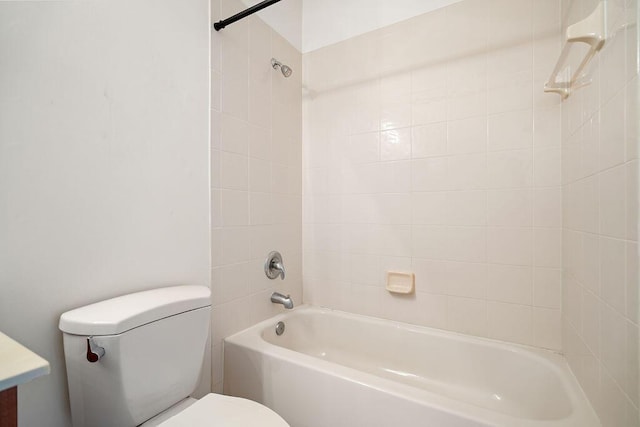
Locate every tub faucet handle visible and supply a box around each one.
[86,336,105,363]
[265,251,286,280]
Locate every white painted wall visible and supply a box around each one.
[241,0,303,51]
[0,1,210,426]
[240,0,462,53]
[302,0,464,52]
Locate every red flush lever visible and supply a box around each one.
[86,337,105,363]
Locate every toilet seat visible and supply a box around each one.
[157,393,290,427]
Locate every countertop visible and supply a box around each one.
[0,332,49,391]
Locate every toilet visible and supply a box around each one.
[59,285,289,427]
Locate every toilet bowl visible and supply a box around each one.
[144,394,288,426]
[59,285,289,427]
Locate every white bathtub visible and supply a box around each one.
[224,306,599,427]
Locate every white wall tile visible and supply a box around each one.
[599,236,627,314]
[487,264,533,305]
[599,90,626,170]
[533,267,562,309]
[412,192,448,225]
[249,157,272,193]
[448,153,487,190]
[534,228,562,268]
[221,151,248,190]
[220,190,249,226]
[412,123,447,158]
[412,259,449,295]
[448,117,487,155]
[534,106,561,148]
[560,0,639,422]
[488,302,533,345]
[412,158,449,191]
[487,189,533,226]
[303,0,564,353]
[214,9,303,392]
[447,296,488,337]
[533,307,561,349]
[534,147,562,187]
[381,128,412,160]
[487,149,533,189]
[349,132,380,163]
[599,165,627,239]
[534,187,562,227]
[446,191,487,226]
[446,262,488,299]
[488,110,533,152]
[487,227,533,266]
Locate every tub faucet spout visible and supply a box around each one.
[271,292,294,309]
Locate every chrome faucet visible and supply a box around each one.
[271,292,294,309]
[265,251,286,280]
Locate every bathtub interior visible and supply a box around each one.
[259,310,574,421]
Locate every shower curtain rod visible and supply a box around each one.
[213,0,282,31]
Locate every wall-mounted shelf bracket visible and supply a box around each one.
[544,1,607,99]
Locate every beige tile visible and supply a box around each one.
[599,90,626,169]
[249,192,273,225]
[448,153,487,190]
[487,149,533,189]
[487,189,533,226]
[412,258,449,295]
[249,157,271,193]
[446,190,487,226]
[627,242,639,323]
[581,289,601,358]
[412,123,447,158]
[488,110,533,151]
[601,303,629,399]
[534,228,562,268]
[626,160,639,241]
[448,117,487,155]
[533,267,562,309]
[487,264,533,305]
[446,262,488,299]
[381,128,412,161]
[534,146,562,187]
[412,158,449,192]
[220,226,250,265]
[488,302,533,346]
[447,296,488,337]
[487,227,533,266]
[533,307,561,350]
[600,236,627,313]
[599,165,627,239]
[349,132,380,164]
[220,151,248,190]
[220,190,249,226]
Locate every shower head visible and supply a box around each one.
[271,58,293,78]
[280,64,292,78]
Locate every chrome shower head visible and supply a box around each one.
[271,58,293,78]
[280,64,292,77]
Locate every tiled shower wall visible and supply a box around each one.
[210,0,302,392]
[303,0,564,350]
[561,0,639,425]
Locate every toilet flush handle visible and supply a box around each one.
[86,337,105,363]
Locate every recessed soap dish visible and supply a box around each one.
[386,271,415,294]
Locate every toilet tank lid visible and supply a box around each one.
[59,285,211,336]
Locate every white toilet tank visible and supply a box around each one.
[59,285,211,427]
